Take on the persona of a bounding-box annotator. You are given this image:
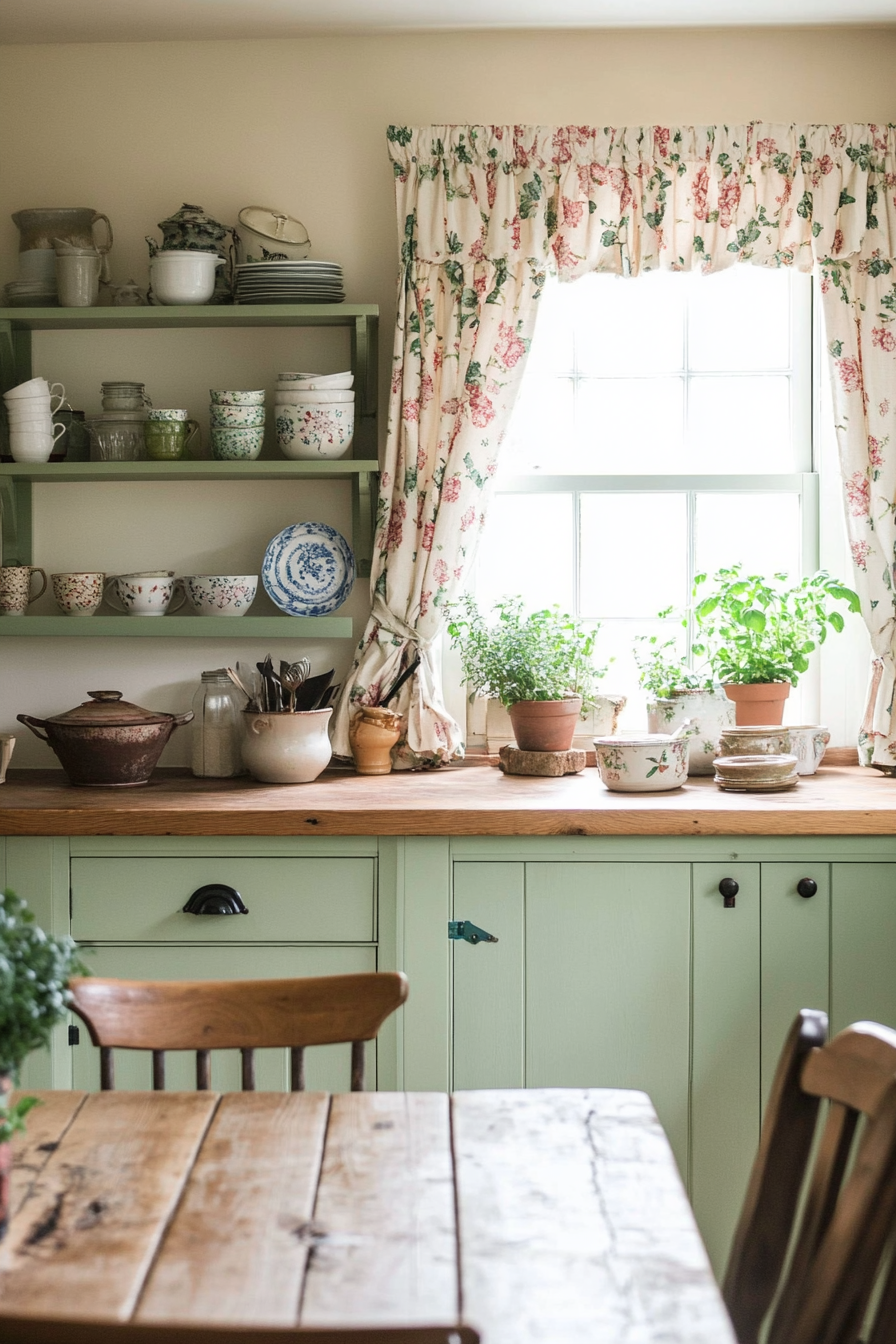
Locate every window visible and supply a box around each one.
[474,265,816,727]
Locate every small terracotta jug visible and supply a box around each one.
[350,706,403,775]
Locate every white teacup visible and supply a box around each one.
[105,571,186,616]
[787,725,832,776]
[52,571,105,617]
[5,388,65,416]
[9,423,65,462]
[0,734,15,784]
[5,377,65,402]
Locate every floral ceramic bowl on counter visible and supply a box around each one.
[593,732,689,792]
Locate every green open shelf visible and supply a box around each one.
[0,460,379,483]
[0,616,353,638]
[0,304,378,331]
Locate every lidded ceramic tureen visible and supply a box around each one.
[17,690,193,787]
[146,204,236,303]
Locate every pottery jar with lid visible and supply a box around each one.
[17,690,192,787]
[146,203,235,304]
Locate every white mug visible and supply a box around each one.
[9,423,65,462]
[56,252,101,308]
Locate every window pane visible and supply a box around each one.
[574,271,685,375]
[687,266,791,371]
[525,279,576,376]
[695,493,802,580]
[577,377,684,472]
[503,376,575,471]
[580,493,688,617]
[688,376,794,473]
[476,492,575,612]
[598,617,684,730]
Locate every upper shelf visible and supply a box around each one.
[0,460,379,483]
[0,304,378,331]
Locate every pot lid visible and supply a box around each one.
[44,690,175,727]
[158,203,228,234]
[238,206,310,247]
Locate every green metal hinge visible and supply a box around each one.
[448,920,499,945]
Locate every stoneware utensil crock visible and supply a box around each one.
[17,690,193,787]
[241,708,332,784]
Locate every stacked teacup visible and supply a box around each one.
[274,371,354,460]
[4,377,66,463]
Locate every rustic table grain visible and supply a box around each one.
[0,1088,736,1343]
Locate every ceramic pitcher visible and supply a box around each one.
[647,687,736,776]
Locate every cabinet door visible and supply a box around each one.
[525,862,691,1179]
[832,863,896,1033]
[71,944,376,1094]
[692,862,760,1277]
[453,863,524,1090]
[760,863,829,1109]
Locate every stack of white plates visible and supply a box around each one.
[233,261,344,305]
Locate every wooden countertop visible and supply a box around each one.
[1,762,895,836]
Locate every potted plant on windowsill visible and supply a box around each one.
[448,596,608,753]
[634,621,735,775]
[692,566,861,726]
[0,889,88,1241]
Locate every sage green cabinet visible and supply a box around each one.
[832,863,896,1030]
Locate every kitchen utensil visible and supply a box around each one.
[51,571,105,617]
[226,665,259,710]
[183,575,257,617]
[594,732,690,792]
[0,565,47,615]
[381,654,421,706]
[280,657,310,711]
[262,522,355,616]
[17,689,192,787]
[241,708,332,784]
[291,668,335,711]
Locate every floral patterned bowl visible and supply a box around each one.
[184,574,258,617]
[593,733,689,793]
[209,404,266,428]
[210,426,264,460]
[209,389,265,406]
[275,402,354,460]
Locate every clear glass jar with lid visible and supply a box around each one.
[191,669,246,777]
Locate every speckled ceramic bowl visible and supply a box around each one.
[209,389,265,406]
[274,402,354,461]
[209,404,266,428]
[210,426,264,460]
[147,408,189,422]
[184,574,258,617]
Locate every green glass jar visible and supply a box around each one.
[143,418,199,461]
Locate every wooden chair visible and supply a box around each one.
[723,1008,896,1344]
[68,972,408,1093]
[0,1323,477,1344]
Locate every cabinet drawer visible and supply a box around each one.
[71,858,375,943]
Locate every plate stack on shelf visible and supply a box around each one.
[233,261,344,305]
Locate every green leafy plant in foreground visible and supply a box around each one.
[447,595,608,711]
[0,888,89,1140]
[692,565,861,686]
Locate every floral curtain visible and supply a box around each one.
[333,123,896,766]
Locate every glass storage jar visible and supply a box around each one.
[191,669,246,778]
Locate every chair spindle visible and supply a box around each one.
[100,1046,114,1091]
[152,1050,166,1091]
[351,1039,365,1092]
[290,1046,305,1092]
[196,1049,212,1091]
[241,1048,256,1092]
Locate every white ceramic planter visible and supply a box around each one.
[787,725,831,776]
[593,733,689,793]
[647,687,736,776]
[242,709,332,783]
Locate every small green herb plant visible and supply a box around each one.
[0,889,88,1142]
[633,609,713,700]
[692,566,861,686]
[447,595,608,711]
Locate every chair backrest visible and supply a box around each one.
[68,972,408,1093]
[723,1009,896,1344]
[0,1322,477,1344]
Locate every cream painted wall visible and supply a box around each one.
[0,27,893,764]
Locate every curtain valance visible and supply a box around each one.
[388,123,896,274]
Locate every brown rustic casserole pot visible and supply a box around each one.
[17,690,193,787]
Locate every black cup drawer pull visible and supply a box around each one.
[719,878,739,908]
[797,878,818,899]
[183,884,248,916]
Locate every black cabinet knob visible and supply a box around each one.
[797,878,818,899]
[183,884,248,916]
[719,878,739,908]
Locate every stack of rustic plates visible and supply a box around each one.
[233,261,344,305]
[713,754,799,792]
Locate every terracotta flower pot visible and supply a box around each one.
[722,682,791,726]
[508,697,582,752]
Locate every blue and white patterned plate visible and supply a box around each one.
[262,522,355,617]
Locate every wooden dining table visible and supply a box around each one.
[1,1087,736,1343]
